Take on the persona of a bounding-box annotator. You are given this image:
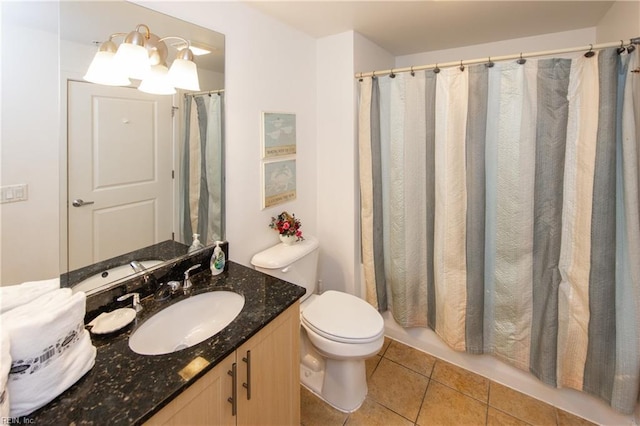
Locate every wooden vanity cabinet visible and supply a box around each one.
[146,302,300,426]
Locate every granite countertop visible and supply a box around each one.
[29,261,305,425]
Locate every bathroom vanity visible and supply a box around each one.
[146,303,299,425]
[28,261,305,425]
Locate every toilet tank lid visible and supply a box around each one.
[251,235,319,269]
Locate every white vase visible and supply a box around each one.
[279,234,297,245]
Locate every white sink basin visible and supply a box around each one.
[73,260,164,295]
[128,291,245,355]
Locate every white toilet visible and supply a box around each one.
[251,235,384,412]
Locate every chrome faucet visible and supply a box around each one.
[183,264,201,291]
[117,292,142,312]
[129,260,147,273]
[153,264,201,300]
[154,281,181,301]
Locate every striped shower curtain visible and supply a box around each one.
[180,92,225,245]
[358,47,639,413]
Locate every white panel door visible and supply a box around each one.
[68,81,173,270]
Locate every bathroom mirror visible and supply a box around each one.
[60,1,225,286]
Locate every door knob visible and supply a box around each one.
[72,199,95,207]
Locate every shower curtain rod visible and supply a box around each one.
[356,37,640,79]
[185,89,225,96]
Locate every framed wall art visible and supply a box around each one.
[261,112,296,158]
[262,158,297,208]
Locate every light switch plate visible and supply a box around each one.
[1,184,28,203]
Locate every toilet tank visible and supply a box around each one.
[251,235,319,301]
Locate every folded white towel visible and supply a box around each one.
[8,330,95,417]
[2,288,96,417]
[0,278,60,314]
[0,329,10,419]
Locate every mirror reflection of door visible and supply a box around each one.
[67,81,173,270]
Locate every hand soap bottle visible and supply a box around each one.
[210,241,226,275]
[188,233,205,253]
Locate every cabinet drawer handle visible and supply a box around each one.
[242,350,252,400]
[227,363,237,416]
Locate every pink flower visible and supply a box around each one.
[295,230,302,237]
[282,222,290,230]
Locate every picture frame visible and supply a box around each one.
[262,158,297,209]
[261,111,296,158]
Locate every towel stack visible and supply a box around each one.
[1,279,96,417]
[0,278,60,314]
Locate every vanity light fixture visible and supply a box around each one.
[83,24,200,95]
[170,40,213,56]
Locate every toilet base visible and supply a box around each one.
[300,358,367,413]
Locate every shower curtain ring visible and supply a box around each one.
[584,44,595,58]
[410,66,415,77]
[517,53,526,65]
[390,69,396,78]
[617,40,626,55]
[486,56,495,68]
[433,64,440,74]
[459,60,465,72]
[372,71,377,80]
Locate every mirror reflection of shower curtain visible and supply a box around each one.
[180,93,224,245]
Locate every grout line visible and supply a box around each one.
[485,389,490,425]
[380,356,433,379]
[368,355,382,378]
[413,376,433,426]
[372,397,417,425]
[490,406,537,426]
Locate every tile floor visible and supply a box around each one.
[300,337,596,426]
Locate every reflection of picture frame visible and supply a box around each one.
[262,158,297,209]
[261,112,296,158]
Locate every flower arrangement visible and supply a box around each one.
[269,211,304,241]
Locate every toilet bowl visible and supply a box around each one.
[299,291,384,411]
[251,236,385,412]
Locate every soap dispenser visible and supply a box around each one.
[188,233,205,253]
[210,241,226,275]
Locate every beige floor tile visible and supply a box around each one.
[487,407,530,426]
[417,381,488,426]
[431,360,489,402]
[384,340,437,377]
[489,382,556,426]
[556,409,596,426]
[365,354,382,379]
[345,397,414,426]
[379,336,392,356]
[368,358,429,422]
[300,386,348,426]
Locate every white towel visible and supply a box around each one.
[2,288,96,417]
[0,278,60,314]
[0,328,10,419]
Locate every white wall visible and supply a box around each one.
[314,31,394,297]
[315,31,357,295]
[138,1,318,267]
[0,2,60,286]
[395,27,597,68]
[596,0,640,43]
[354,32,395,76]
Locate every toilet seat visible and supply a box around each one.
[301,291,384,344]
